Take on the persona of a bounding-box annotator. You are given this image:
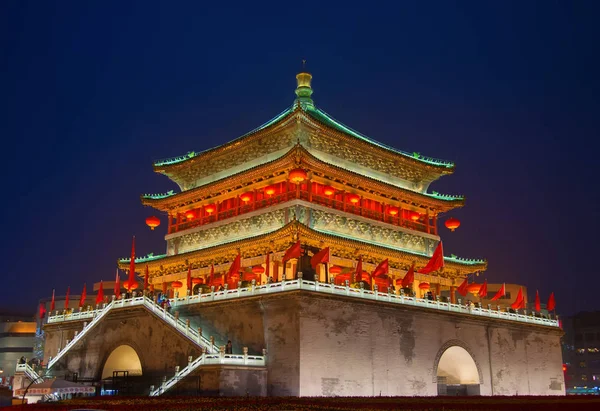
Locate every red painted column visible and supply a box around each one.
[450,286,456,304]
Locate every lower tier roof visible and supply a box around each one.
[118,221,486,280]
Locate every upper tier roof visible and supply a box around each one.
[152,72,455,193]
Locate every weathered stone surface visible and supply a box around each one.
[43,292,564,397]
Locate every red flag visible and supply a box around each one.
[265,253,270,279]
[283,241,302,263]
[162,281,167,295]
[65,286,70,309]
[39,302,46,319]
[50,289,55,312]
[510,287,524,310]
[310,247,330,268]
[96,281,104,305]
[490,283,506,301]
[227,255,241,281]
[114,269,121,299]
[371,259,389,278]
[144,265,149,291]
[547,292,556,311]
[127,236,137,291]
[79,284,87,308]
[478,280,488,298]
[535,290,541,312]
[418,242,444,274]
[401,263,415,288]
[186,265,192,292]
[456,278,469,297]
[354,257,363,284]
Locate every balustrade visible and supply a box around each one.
[169,183,435,235]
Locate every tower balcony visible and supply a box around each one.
[169,181,438,236]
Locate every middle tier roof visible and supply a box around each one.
[142,144,464,215]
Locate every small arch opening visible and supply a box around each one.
[436,346,480,395]
[102,345,142,380]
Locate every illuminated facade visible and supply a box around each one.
[36,70,564,398]
[124,70,486,297]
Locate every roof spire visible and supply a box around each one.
[295,59,314,109]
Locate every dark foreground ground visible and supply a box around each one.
[2,396,600,411]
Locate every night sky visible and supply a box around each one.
[1,1,598,316]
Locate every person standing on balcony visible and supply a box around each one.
[225,340,233,354]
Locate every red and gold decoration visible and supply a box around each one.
[145,215,160,230]
[252,265,265,275]
[445,217,461,232]
[240,192,253,203]
[289,168,307,183]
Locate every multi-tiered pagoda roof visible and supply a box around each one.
[120,70,486,291]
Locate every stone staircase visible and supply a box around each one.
[47,296,219,371]
[149,350,266,396]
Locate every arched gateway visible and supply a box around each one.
[434,340,482,396]
[102,345,143,379]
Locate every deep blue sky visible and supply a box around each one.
[1,1,598,315]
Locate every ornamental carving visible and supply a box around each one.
[309,208,432,254]
[307,132,428,184]
[168,208,288,255]
[172,128,297,190]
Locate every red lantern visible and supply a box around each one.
[124,280,138,291]
[323,186,335,196]
[445,217,461,232]
[240,192,253,203]
[329,266,342,274]
[171,281,183,289]
[418,282,430,290]
[204,204,216,214]
[264,186,276,196]
[348,194,360,204]
[289,168,307,184]
[358,271,371,284]
[409,211,421,222]
[252,266,265,275]
[145,216,160,230]
[467,283,481,295]
[185,210,196,220]
[192,278,204,285]
[388,206,399,216]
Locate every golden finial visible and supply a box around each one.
[295,59,313,106]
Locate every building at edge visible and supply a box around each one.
[26,70,563,398]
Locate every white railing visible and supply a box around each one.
[47,297,219,371]
[15,363,42,383]
[47,279,559,329]
[47,300,115,370]
[137,296,217,353]
[149,352,266,396]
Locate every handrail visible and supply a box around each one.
[149,352,266,396]
[15,363,42,383]
[47,297,219,371]
[47,280,559,330]
[47,300,115,370]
